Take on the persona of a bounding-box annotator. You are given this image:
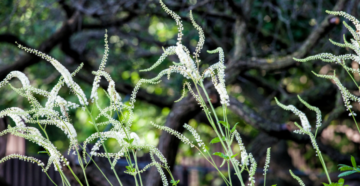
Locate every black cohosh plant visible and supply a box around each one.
[1,30,176,186]
[141,1,273,186]
[0,0,273,186]
[274,10,360,186]
[3,1,360,186]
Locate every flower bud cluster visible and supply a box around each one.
[0,107,30,127]
[0,154,45,168]
[140,46,177,72]
[312,73,359,117]
[184,124,206,152]
[275,98,311,132]
[159,0,183,46]
[176,44,200,80]
[263,147,271,175]
[0,71,30,89]
[151,122,193,147]
[326,10,360,38]
[234,130,249,166]
[189,10,205,64]
[17,44,88,106]
[248,153,257,186]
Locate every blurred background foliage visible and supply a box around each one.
[0,0,360,185]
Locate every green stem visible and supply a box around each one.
[80,145,113,186]
[228,160,232,186]
[132,150,143,186]
[85,106,123,186]
[198,83,245,186]
[42,166,58,186]
[349,108,360,133]
[66,165,84,186]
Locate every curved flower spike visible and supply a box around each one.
[274,97,311,132]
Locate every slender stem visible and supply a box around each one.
[66,165,84,186]
[294,122,331,184]
[198,83,245,186]
[342,62,359,88]
[79,145,113,186]
[199,82,226,137]
[132,150,143,186]
[42,166,58,186]
[310,134,331,184]
[59,168,72,186]
[349,108,360,133]
[264,172,266,186]
[228,160,232,185]
[35,117,79,186]
[85,106,123,186]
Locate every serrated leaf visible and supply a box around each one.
[230,122,239,133]
[338,170,358,177]
[351,156,357,168]
[210,137,225,144]
[219,121,230,128]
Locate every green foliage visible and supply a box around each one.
[210,136,226,144]
[322,178,348,186]
[338,156,360,178]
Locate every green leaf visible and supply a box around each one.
[351,156,357,168]
[124,138,135,144]
[213,152,229,159]
[355,167,360,172]
[323,183,342,186]
[338,164,352,167]
[219,121,230,128]
[271,185,277,186]
[170,179,180,185]
[210,136,226,144]
[339,166,353,171]
[338,178,344,184]
[231,154,238,158]
[126,164,135,172]
[37,151,48,154]
[338,170,358,177]
[230,122,239,133]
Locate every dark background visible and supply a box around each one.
[0,0,359,185]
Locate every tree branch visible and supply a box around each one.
[0,12,81,80]
[233,0,347,71]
